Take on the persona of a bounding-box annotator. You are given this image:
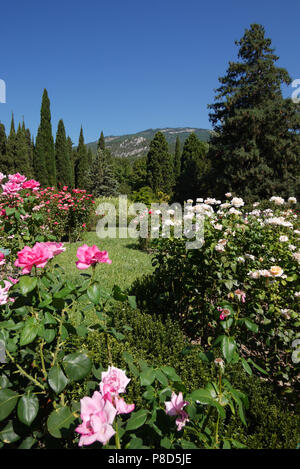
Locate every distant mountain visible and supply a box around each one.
[86,127,212,158]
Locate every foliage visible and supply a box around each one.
[207,24,300,201]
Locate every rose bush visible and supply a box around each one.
[132,195,300,390]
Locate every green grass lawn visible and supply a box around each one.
[57,232,154,291]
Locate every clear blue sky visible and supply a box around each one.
[0,0,299,144]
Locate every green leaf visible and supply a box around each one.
[0,389,19,421]
[221,336,236,363]
[126,409,148,431]
[87,283,101,305]
[47,406,76,438]
[48,366,69,394]
[127,436,144,449]
[42,329,56,343]
[18,436,36,449]
[241,358,252,375]
[155,369,168,387]
[181,439,198,449]
[19,276,37,295]
[160,366,181,381]
[223,440,231,449]
[19,318,39,346]
[17,394,39,426]
[63,353,92,381]
[140,368,156,386]
[244,318,258,333]
[189,389,214,404]
[199,351,214,363]
[0,420,20,443]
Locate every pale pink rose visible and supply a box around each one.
[234,289,246,303]
[165,392,189,431]
[43,242,66,257]
[75,391,117,446]
[14,243,53,274]
[76,244,112,270]
[22,179,40,191]
[2,181,22,196]
[114,397,135,415]
[100,366,130,397]
[0,280,13,305]
[0,252,5,266]
[8,173,27,184]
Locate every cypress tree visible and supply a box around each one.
[98,131,105,151]
[0,123,7,174]
[34,89,56,187]
[67,136,75,188]
[55,119,72,187]
[176,133,209,202]
[75,126,89,188]
[146,131,174,195]
[174,136,181,179]
[5,115,17,174]
[15,123,32,177]
[207,23,300,201]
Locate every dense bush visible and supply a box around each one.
[66,303,299,449]
[131,196,300,389]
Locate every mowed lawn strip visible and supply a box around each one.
[57,232,154,291]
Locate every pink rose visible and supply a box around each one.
[165,392,189,431]
[8,173,27,184]
[14,243,53,274]
[2,181,22,196]
[0,252,6,266]
[75,391,117,446]
[100,366,130,397]
[114,396,135,415]
[76,244,112,270]
[22,179,40,191]
[43,242,66,257]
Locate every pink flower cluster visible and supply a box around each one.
[14,241,65,274]
[1,173,40,197]
[0,279,16,305]
[75,366,134,447]
[165,392,189,431]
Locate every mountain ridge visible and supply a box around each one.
[85,127,212,158]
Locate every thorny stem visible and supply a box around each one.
[6,349,45,390]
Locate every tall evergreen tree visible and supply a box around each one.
[15,123,33,177]
[67,136,75,188]
[55,120,72,187]
[207,24,300,200]
[34,89,56,187]
[174,136,181,179]
[175,133,209,202]
[98,131,105,151]
[146,131,174,194]
[0,123,7,174]
[75,126,89,188]
[86,147,119,197]
[5,115,17,174]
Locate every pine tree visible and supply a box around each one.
[55,120,72,187]
[34,89,56,187]
[75,127,89,188]
[175,133,209,202]
[174,136,181,179]
[5,115,17,174]
[207,23,300,201]
[86,147,119,197]
[146,131,174,195]
[0,123,7,174]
